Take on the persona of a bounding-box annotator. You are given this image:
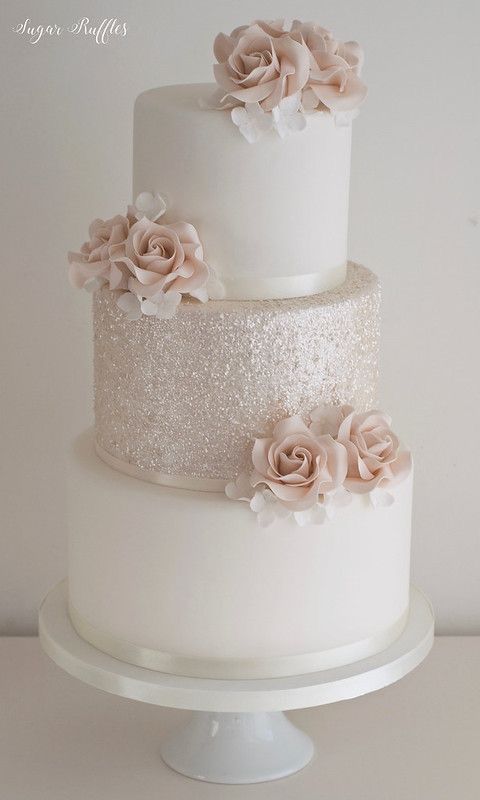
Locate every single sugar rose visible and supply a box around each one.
[68,214,131,291]
[250,415,348,512]
[336,407,412,493]
[213,23,310,112]
[304,49,367,112]
[111,217,210,305]
[287,23,366,113]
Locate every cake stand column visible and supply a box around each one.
[160,710,314,784]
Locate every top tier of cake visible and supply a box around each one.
[133,83,352,301]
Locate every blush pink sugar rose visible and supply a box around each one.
[110,218,210,303]
[334,406,412,493]
[213,23,310,112]
[250,415,348,512]
[68,214,132,291]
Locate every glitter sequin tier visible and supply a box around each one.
[93,262,380,483]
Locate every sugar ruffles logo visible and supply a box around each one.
[12,17,128,45]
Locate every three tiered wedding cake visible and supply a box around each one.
[67,19,413,679]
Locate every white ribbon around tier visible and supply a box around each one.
[68,602,409,680]
[95,442,227,493]
[221,262,347,301]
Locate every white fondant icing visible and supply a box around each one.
[133,84,352,301]
[68,432,412,674]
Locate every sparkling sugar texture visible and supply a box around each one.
[93,263,380,481]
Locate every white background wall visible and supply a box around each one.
[1,0,478,635]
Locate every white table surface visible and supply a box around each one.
[1,636,478,799]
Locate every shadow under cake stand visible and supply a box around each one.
[39,581,434,785]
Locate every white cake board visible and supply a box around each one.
[39,582,433,784]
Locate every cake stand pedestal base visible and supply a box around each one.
[39,582,433,785]
[160,710,314,783]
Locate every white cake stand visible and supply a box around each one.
[39,581,433,784]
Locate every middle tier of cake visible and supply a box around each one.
[94,262,379,488]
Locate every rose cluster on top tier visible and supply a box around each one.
[212,19,367,142]
[226,405,412,528]
[68,193,224,320]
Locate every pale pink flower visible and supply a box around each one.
[304,49,367,112]
[336,407,412,493]
[213,23,310,112]
[68,214,131,291]
[250,415,347,512]
[111,217,209,304]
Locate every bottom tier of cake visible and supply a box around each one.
[67,431,412,679]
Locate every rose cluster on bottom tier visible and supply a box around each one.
[226,405,412,527]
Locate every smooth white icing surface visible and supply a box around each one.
[133,84,352,300]
[68,433,412,670]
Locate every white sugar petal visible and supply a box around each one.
[134,192,167,221]
[140,299,159,316]
[288,113,307,132]
[271,105,280,123]
[311,504,327,525]
[239,123,259,144]
[84,276,105,293]
[293,509,312,527]
[301,87,319,111]
[232,103,272,142]
[333,487,352,509]
[206,270,226,300]
[255,113,274,133]
[274,503,291,520]
[189,286,209,303]
[370,488,395,508]
[245,102,264,120]
[262,488,278,505]
[250,491,266,513]
[257,507,276,528]
[116,291,141,321]
[225,481,240,500]
[135,192,155,211]
[231,106,248,126]
[225,473,253,502]
[164,291,182,307]
[279,92,301,116]
[155,292,182,319]
[324,501,336,521]
[273,116,288,139]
